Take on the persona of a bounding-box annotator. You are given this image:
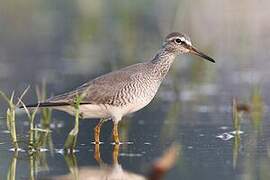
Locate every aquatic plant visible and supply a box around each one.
[35,83,52,129]
[19,100,40,151]
[64,93,83,151]
[231,86,264,169]
[35,83,55,153]
[250,86,264,131]
[232,86,264,133]
[0,87,29,150]
[232,98,241,134]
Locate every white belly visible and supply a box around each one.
[53,94,155,119]
[124,96,154,114]
[53,104,111,119]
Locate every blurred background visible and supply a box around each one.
[0,0,270,179]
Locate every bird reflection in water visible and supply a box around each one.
[48,144,179,180]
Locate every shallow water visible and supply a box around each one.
[0,77,269,180]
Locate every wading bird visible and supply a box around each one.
[23,32,215,144]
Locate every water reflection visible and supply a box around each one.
[63,153,79,180]
[7,151,50,180]
[7,151,18,180]
[46,144,179,180]
[232,132,241,169]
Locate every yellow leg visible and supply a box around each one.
[94,118,108,144]
[113,144,120,164]
[112,123,120,144]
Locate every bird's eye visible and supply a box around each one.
[175,38,182,44]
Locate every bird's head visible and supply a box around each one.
[163,32,215,63]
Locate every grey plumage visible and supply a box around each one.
[47,62,158,106]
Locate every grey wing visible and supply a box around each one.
[46,63,145,105]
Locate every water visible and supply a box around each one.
[0,82,269,179]
[1,0,270,179]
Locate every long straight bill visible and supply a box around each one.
[189,46,215,63]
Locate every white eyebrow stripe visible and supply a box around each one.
[179,37,192,45]
[185,40,192,46]
[168,37,185,42]
[179,37,185,42]
[167,36,192,46]
[167,37,176,41]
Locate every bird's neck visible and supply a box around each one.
[150,48,176,79]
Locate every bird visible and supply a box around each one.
[23,32,215,144]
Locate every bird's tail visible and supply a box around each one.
[19,101,90,108]
[19,102,70,108]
